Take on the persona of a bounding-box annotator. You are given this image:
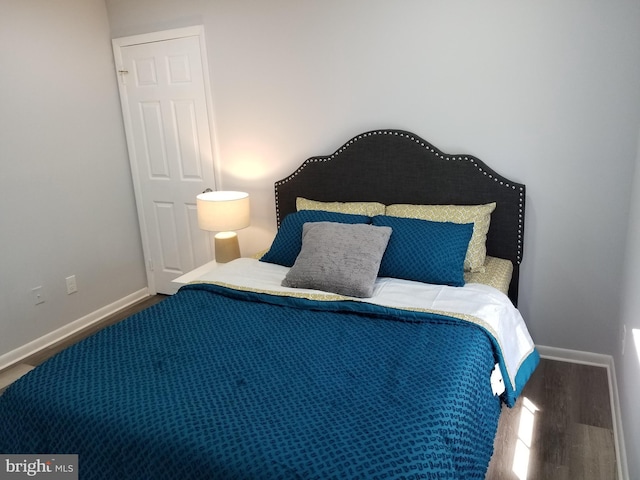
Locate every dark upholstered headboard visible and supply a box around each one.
[274,130,525,305]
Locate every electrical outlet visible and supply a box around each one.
[31,286,45,305]
[66,275,77,295]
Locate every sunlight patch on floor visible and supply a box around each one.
[512,397,538,480]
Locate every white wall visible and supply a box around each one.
[617,127,640,479]
[0,0,147,358]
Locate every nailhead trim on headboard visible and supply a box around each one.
[275,130,525,265]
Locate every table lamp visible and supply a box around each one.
[196,190,250,263]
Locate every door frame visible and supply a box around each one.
[112,26,219,294]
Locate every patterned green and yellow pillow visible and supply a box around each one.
[297,197,385,217]
[385,203,496,272]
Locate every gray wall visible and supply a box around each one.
[0,0,147,357]
[617,128,640,479]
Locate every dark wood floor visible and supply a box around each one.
[1,296,618,479]
[486,358,617,479]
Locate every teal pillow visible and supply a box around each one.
[260,210,370,267]
[372,215,473,287]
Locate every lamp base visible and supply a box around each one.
[214,232,240,263]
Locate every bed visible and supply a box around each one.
[0,129,539,479]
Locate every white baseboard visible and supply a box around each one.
[537,345,629,480]
[0,288,149,372]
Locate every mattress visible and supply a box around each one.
[0,260,538,479]
[464,255,513,295]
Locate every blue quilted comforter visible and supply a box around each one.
[0,283,518,479]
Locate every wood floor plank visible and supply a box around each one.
[569,423,617,479]
[532,360,573,468]
[486,403,521,479]
[573,363,613,429]
[528,461,570,480]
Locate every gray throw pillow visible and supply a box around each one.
[282,222,392,298]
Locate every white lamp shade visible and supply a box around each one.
[196,191,250,232]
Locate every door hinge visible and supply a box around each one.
[117,68,129,84]
[147,259,154,272]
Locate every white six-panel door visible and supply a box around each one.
[113,27,217,294]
